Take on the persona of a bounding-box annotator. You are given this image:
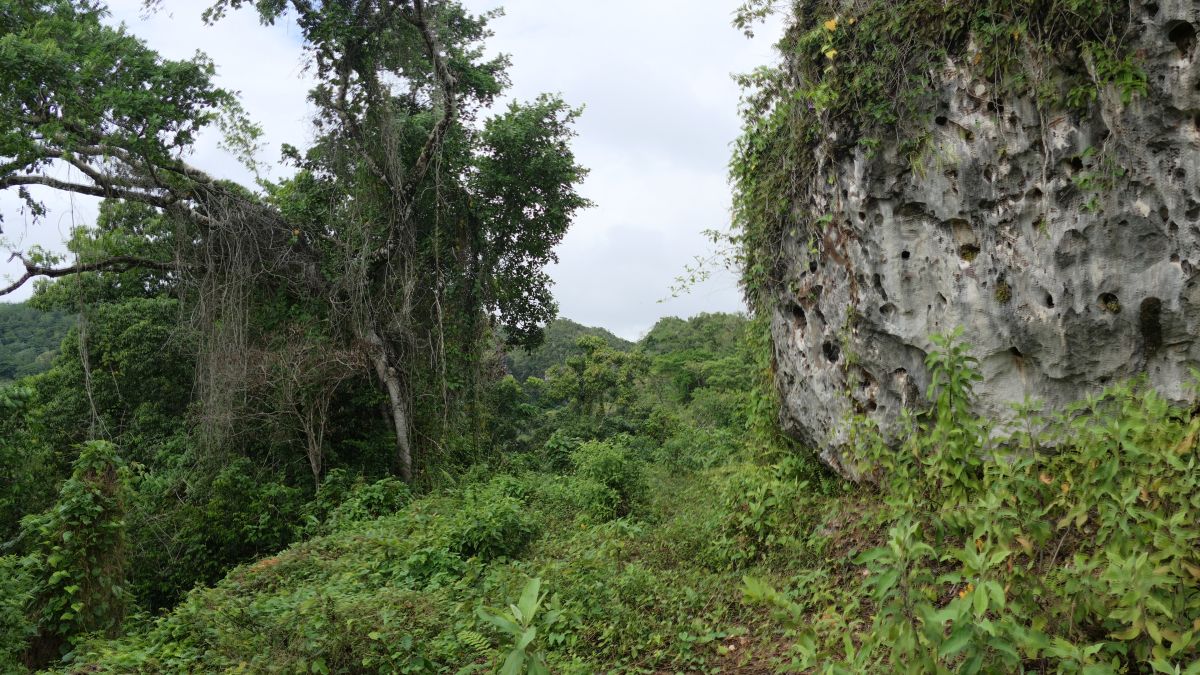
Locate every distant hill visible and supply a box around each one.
[0,303,74,383]
[505,318,633,380]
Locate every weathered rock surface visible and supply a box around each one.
[772,0,1200,476]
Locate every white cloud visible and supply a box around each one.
[1,0,783,341]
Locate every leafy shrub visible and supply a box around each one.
[709,458,816,568]
[684,387,745,430]
[657,426,739,470]
[477,577,562,674]
[529,473,617,523]
[0,555,36,671]
[570,440,645,519]
[748,332,1200,672]
[321,475,411,530]
[541,430,582,473]
[22,440,131,662]
[449,485,537,561]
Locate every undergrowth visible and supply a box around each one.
[8,325,1188,673]
[746,331,1200,673]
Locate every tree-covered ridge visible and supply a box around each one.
[0,303,73,383]
[503,318,633,381]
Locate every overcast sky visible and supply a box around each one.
[0,1,782,340]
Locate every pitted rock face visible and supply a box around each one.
[772,0,1200,478]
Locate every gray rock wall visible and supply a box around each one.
[772,0,1200,477]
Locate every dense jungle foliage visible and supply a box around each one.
[1,0,1198,673]
[502,319,632,382]
[0,304,72,383]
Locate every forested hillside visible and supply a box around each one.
[504,319,632,381]
[0,304,73,383]
[1,0,1199,673]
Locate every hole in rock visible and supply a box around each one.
[1159,206,1170,222]
[879,303,896,317]
[1170,221,1179,234]
[790,304,807,330]
[1069,156,1084,172]
[1044,292,1055,308]
[959,243,980,261]
[934,115,948,126]
[1144,1,1159,16]
[1099,292,1121,313]
[822,341,841,363]
[901,250,911,260]
[809,260,818,273]
[1140,297,1163,353]
[1167,20,1196,57]
[1009,346,1024,359]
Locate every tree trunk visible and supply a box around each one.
[364,328,414,482]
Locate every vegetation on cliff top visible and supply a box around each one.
[730,0,1145,311]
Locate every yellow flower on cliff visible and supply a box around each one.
[824,18,838,31]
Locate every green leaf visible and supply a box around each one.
[499,648,525,675]
[517,578,542,623]
[477,609,521,637]
[516,626,537,652]
[938,628,973,658]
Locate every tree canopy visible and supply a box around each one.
[0,0,589,482]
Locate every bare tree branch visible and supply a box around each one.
[0,174,180,209]
[0,251,183,297]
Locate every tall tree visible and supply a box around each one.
[0,0,589,481]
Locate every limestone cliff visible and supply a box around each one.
[747,0,1200,476]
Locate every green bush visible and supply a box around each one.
[530,473,617,523]
[449,485,537,562]
[748,332,1200,672]
[570,440,645,519]
[541,430,582,473]
[321,474,411,531]
[709,458,816,568]
[22,440,131,663]
[0,555,36,671]
[657,426,740,470]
